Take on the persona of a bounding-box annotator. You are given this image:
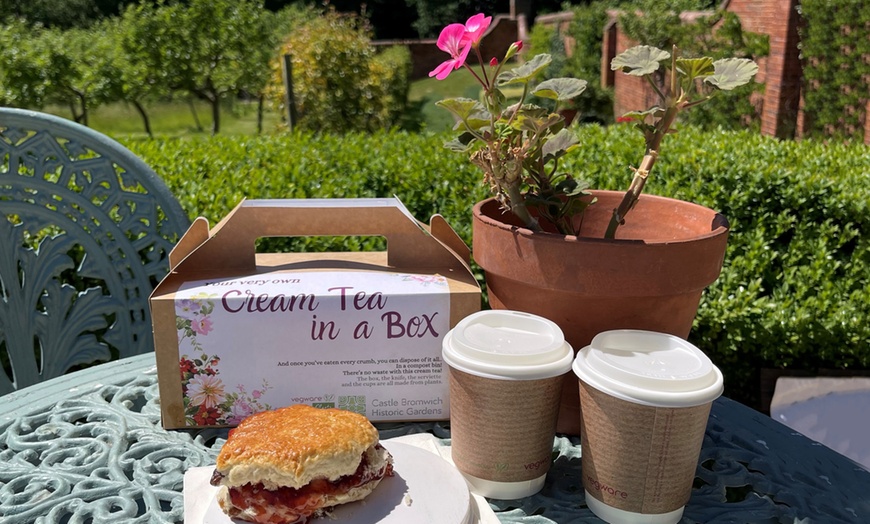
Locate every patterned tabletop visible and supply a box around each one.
[1,353,869,523]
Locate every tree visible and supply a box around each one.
[270,10,414,133]
[0,21,54,108]
[121,0,276,135]
[0,0,143,29]
[0,23,82,118]
[232,5,309,134]
[56,25,127,125]
[0,0,100,29]
[97,15,161,137]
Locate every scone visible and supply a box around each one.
[209,404,393,524]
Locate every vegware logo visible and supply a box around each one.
[523,458,549,470]
[586,474,629,499]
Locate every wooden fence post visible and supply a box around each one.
[282,54,298,130]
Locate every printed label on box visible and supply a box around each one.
[174,271,451,426]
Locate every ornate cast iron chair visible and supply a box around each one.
[0,108,191,395]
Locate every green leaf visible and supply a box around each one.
[490,87,507,111]
[542,128,579,163]
[435,97,486,120]
[554,177,591,198]
[462,110,492,132]
[443,132,476,152]
[611,45,670,76]
[705,58,759,90]
[561,190,595,218]
[497,53,552,86]
[510,104,547,119]
[515,109,561,135]
[533,78,588,101]
[676,57,715,81]
[619,106,666,122]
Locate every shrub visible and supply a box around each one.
[561,125,870,407]
[563,2,615,123]
[269,11,412,133]
[798,0,869,142]
[369,45,413,130]
[125,125,870,409]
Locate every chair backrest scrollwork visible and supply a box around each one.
[0,108,190,395]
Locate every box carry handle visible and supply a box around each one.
[175,198,469,272]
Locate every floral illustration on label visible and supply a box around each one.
[400,274,447,286]
[177,294,272,425]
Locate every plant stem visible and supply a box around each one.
[506,184,541,232]
[463,63,488,91]
[475,46,490,87]
[604,46,686,240]
[604,151,658,238]
[645,74,665,101]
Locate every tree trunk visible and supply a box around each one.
[188,98,203,132]
[75,91,88,126]
[210,94,220,135]
[257,94,264,135]
[133,100,153,138]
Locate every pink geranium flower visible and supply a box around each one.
[463,13,491,47]
[429,23,471,80]
[191,316,213,335]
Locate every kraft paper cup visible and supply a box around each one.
[442,310,574,499]
[573,330,724,524]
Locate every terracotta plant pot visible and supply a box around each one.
[472,191,730,435]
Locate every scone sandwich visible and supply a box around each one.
[209,404,394,524]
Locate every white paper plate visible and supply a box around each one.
[189,440,475,524]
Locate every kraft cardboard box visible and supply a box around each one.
[151,198,480,429]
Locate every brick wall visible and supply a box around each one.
[725,0,803,139]
[609,22,664,119]
[600,0,868,144]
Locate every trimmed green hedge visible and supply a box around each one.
[125,125,870,409]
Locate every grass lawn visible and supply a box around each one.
[44,98,285,138]
[41,73,482,137]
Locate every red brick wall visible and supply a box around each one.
[725,0,803,139]
[610,29,664,119]
[602,0,808,140]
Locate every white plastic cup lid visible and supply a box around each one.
[573,330,723,407]
[442,310,574,380]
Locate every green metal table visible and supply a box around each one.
[2,353,869,523]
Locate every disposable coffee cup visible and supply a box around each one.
[573,330,723,524]
[442,310,574,499]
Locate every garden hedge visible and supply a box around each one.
[125,125,870,409]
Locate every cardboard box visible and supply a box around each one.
[151,198,480,429]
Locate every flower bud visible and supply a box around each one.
[490,57,498,67]
[504,40,523,61]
